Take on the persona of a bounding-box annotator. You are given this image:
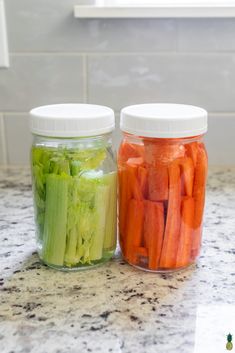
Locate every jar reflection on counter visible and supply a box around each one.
[118,104,208,273]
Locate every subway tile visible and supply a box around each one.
[206,114,235,165]
[0,114,7,164]
[4,114,32,165]
[178,19,235,52]
[88,53,235,112]
[0,55,84,112]
[5,0,177,52]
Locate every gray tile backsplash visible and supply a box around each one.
[1,2,235,165]
[0,55,84,112]
[178,19,235,52]
[88,53,235,112]
[4,114,32,165]
[0,114,7,164]
[6,0,177,53]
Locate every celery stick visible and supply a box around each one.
[103,172,117,251]
[42,174,69,266]
[64,228,78,266]
[89,185,110,261]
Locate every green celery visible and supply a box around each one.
[103,172,117,251]
[89,184,110,261]
[42,174,70,266]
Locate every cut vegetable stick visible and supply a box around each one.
[118,169,132,236]
[191,225,203,260]
[192,146,208,253]
[127,157,144,166]
[126,164,143,201]
[185,142,198,167]
[103,173,117,251]
[90,185,110,261]
[124,199,145,263]
[193,147,208,228]
[144,200,165,270]
[144,140,185,165]
[133,246,148,257]
[159,163,181,268]
[138,166,148,199]
[174,157,194,197]
[176,197,195,268]
[118,142,144,162]
[131,246,148,264]
[42,174,69,266]
[148,164,169,201]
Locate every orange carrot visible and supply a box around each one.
[133,246,148,257]
[126,165,143,201]
[185,142,198,167]
[118,169,132,236]
[138,166,148,199]
[176,197,195,268]
[144,200,164,270]
[119,142,145,163]
[127,157,144,166]
[159,163,181,268]
[144,140,185,165]
[124,199,145,263]
[174,157,194,197]
[191,225,203,260]
[191,146,208,254]
[148,164,169,201]
[118,142,140,162]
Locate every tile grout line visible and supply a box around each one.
[0,114,8,165]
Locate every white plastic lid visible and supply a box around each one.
[120,103,208,138]
[30,103,115,137]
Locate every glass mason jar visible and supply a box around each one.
[118,104,208,272]
[30,104,117,271]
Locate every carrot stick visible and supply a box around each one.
[133,246,148,257]
[138,166,148,199]
[185,142,198,167]
[174,157,194,197]
[118,142,145,163]
[148,164,169,201]
[124,199,145,263]
[144,200,165,270]
[118,169,132,236]
[159,163,181,268]
[144,140,185,165]
[176,197,195,268]
[192,146,208,253]
[127,157,144,166]
[126,165,143,201]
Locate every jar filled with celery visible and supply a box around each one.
[30,104,117,271]
[118,104,208,272]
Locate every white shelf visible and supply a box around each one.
[74,1,235,18]
[0,0,9,68]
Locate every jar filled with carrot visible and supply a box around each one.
[118,104,208,272]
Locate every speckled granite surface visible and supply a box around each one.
[0,167,235,353]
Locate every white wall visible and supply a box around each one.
[0,0,235,165]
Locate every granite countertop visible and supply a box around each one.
[1,167,235,353]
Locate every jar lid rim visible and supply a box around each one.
[120,103,208,138]
[30,103,115,137]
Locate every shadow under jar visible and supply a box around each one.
[118,104,208,273]
[30,104,117,271]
